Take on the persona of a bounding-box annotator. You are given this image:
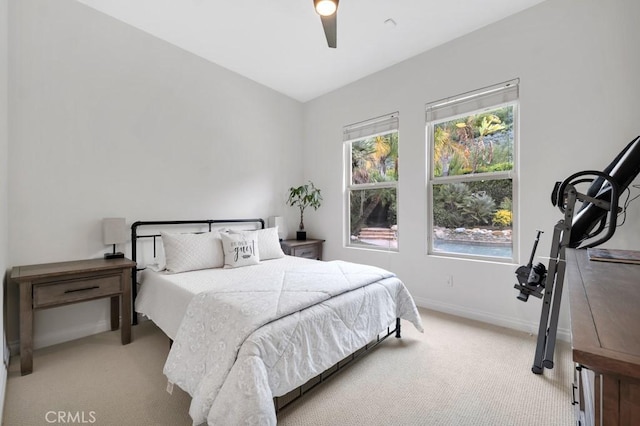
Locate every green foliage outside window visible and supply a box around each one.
[433,106,514,178]
[350,132,398,237]
[432,105,514,232]
[433,180,512,229]
[351,133,398,184]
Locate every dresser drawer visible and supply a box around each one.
[293,245,320,259]
[33,274,122,308]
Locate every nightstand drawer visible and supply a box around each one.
[12,257,135,374]
[33,274,122,308]
[293,245,320,259]
[281,239,324,260]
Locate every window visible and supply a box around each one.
[344,113,399,251]
[426,80,518,261]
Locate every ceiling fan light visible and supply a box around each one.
[315,0,337,16]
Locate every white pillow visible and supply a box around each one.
[161,231,224,273]
[230,227,284,260]
[221,231,260,268]
[256,227,285,260]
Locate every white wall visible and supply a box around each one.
[1,0,9,416]
[302,0,640,336]
[6,0,640,354]
[6,0,304,348]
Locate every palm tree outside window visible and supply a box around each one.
[344,112,399,251]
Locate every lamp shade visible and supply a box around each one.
[102,218,127,245]
[268,216,286,240]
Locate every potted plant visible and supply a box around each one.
[287,181,322,240]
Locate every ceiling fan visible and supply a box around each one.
[314,0,339,48]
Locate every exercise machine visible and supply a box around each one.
[514,135,640,374]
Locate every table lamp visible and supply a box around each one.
[103,217,126,259]
[268,216,286,241]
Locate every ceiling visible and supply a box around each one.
[77,0,546,102]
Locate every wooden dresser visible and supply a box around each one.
[566,249,640,425]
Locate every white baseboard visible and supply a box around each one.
[9,319,112,355]
[413,296,571,342]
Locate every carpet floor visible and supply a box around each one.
[3,308,575,425]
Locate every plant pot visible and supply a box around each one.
[296,230,307,241]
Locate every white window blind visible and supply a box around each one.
[426,79,519,122]
[343,112,399,142]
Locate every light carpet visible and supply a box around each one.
[3,308,574,425]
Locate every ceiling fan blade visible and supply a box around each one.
[320,13,337,48]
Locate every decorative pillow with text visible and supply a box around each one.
[231,227,284,261]
[221,231,260,268]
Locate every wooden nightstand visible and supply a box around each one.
[280,239,324,260]
[11,257,136,375]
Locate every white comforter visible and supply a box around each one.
[163,260,423,425]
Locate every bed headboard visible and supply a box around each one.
[130,218,265,324]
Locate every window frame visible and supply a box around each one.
[343,112,399,252]
[426,81,519,263]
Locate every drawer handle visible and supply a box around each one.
[300,251,313,256]
[64,285,100,294]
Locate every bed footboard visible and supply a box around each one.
[274,318,401,413]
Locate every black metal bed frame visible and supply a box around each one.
[274,318,401,413]
[129,218,402,414]
[130,218,265,325]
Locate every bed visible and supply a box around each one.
[131,219,423,425]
